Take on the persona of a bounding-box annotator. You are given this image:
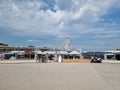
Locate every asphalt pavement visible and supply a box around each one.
[93,63,120,90]
[0,63,119,90]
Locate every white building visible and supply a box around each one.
[103,50,120,60]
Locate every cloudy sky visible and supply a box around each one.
[0,0,120,51]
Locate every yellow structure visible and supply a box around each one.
[62,59,90,63]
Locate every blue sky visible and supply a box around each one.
[0,0,120,51]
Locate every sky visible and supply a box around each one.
[0,0,120,51]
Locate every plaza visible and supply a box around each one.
[0,63,120,90]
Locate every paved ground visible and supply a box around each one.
[93,63,120,90]
[0,63,119,90]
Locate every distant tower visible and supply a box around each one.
[64,37,72,51]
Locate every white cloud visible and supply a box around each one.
[27,39,39,43]
[0,0,120,39]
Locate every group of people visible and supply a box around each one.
[36,54,50,63]
[35,54,62,63]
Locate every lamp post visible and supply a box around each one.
[54,46,58,62]
[80,48,83,59]
[34,48,38,62]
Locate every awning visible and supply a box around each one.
[69,51,80,55]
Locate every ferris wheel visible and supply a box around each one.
[64,37,72,51]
